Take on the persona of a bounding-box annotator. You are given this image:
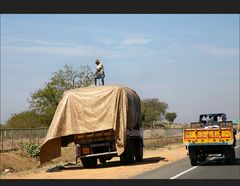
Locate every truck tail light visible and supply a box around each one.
[81,147,90,155]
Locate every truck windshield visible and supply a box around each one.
[199,113,226,127]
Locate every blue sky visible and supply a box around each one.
[1,14,239,124]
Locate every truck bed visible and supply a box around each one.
[74,129,115,144]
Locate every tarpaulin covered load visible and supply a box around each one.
[40,85,141,164]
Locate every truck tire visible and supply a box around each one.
[81,157,97,168]
[232,148,236,159]
[134,138,143,162]
[81,158,89,168]
[88,157,97,167]
[134,146,143,162]
[120,139,134,164]
[224,146,235,164]
[189,147,197,166]
[135,147,143,162]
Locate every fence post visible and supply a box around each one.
[21,129,23,144]
[1,130,3,151]
[29,130,31,142]
[11,129,14,150]
[37,129,39,144]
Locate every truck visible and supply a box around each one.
[183,113,236,166]
[40,85,144,168]
[74,128,143,168]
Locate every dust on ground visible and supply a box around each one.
[1,143,187,179]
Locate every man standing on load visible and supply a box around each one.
[94,59,105,85]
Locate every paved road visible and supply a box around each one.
[132,141,240,179]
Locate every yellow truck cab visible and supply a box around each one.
[183,113,236,166]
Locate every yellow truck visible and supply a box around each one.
[183,113,236,166]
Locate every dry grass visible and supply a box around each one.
[144,136,183,149]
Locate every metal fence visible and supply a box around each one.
[143,128,183,139]
[0,128,48,152]
[0,127,183,152]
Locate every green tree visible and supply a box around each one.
[165,112,177,123]
[29,84,60,125]
[28,64,94,126]
[141,98,168,128]
[49,64,94,91]
[5,110,44,128]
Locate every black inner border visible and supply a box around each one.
[0,0,239,185]
[0,0,240,13]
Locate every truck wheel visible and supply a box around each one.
[232,148,236,159]
[120,139,134,164]
[189,147,197,166]
[134,146,143,162]
[120,153,126,164]
[88,157,97,168]
[224,146,235,164]
[81,158,90,168]
[190,159,197,166]
[81,157,97,168]
[134,138,143,162]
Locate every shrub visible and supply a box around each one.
[19,142,41,159]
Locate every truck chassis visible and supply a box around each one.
[74,129,143,168]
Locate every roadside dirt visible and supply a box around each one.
[1,143,187,179]
[2,133,238,179]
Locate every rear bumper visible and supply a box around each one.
[186,142,233,146]
[76,140,117,159]
[79,151,118,158]
[187,144,235,155]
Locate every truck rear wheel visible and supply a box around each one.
[120,139,134,164]
[134,147,143,162]
[134,138,143,162]
[224,146,235,164]
[81,157,97,168]
[189,147,197,166]
[88,157,97,167]
[81,158,89,168]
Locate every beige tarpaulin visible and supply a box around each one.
[40,85,141,164]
